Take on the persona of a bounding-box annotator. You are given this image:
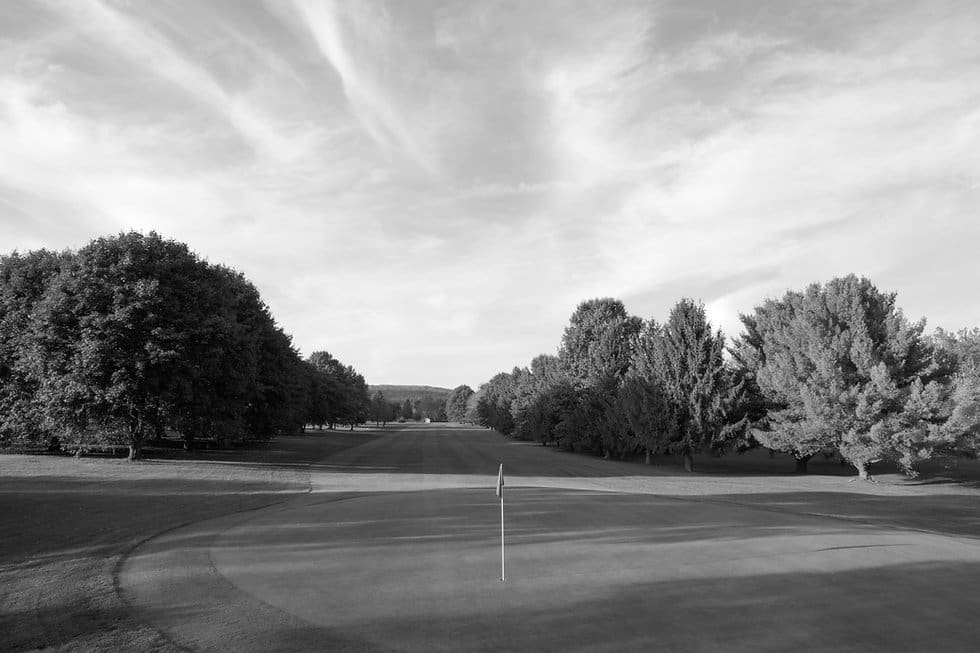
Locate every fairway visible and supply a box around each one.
[118,424,980,652]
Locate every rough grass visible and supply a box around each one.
[0,431,373,652]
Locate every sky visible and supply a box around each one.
[2,1,979,389]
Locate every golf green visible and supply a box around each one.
[120,425,980,652]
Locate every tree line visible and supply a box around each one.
[0,232,370,460]
[366,386,451,425]
[470,275,980,478]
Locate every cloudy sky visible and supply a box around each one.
[2,1,978,388]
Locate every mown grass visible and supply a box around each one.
[4,425,979,651]
[0,431,375,652]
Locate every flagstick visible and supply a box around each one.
[495,463,505,582]
[500,493,506,582]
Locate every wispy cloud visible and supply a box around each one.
[290,0,438,175]
[1,0,978,386]
[50,0,315,163]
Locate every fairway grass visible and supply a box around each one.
[6,425,980,652]
[0,432,370,652]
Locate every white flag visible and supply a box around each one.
[495,463,504,498]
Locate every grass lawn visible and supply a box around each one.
[0,431,371,652]
[6,425,980,652]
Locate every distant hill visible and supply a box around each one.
[368,385,452,403]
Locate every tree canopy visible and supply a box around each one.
[445,384,475,422]
[473,280,980,478]
[0,232,370,459]
[733,275,959,477]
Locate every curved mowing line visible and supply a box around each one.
[112,483,314,651]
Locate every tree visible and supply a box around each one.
[559,298,642,385]
[734,275,957,478]
[308,351,369,429]
[0,249,68,445]
[511,355,569,442]
[339,366,370,429]
[653,299,728,472]
[945,371,980,452]
[477,371,519,434]
[244,321,307,439]
[402,398,414,421]
[519,379,579,447]
[305,362,331,430]
[464,388,483,425]
[415,395,447,421]
[546,299,643,456]
[173,264,265,449]
[26,233,209,460]
[619,375,674,464]
[1,232,345,460]
[582,376,632,459]
[445,384,474,422]
[933,327,980,376]
[371,390,393,427]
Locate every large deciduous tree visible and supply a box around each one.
[307,350,369,429]
[26,233,206,460]
[445,384,474,423]
[0,232,360,460]
[511,354,567,442]
[734,275,958,478]
[559,298,642,386]
[476,371,519,434]
[0,249,68,445]
[618,375,674,464]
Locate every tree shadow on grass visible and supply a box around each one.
[143,428,387,465]
[180,488,880,555]
[687,490,980,540]
[0,477,303,565]
[163,486,980,561]
[116,485,980,653]
[348,559,980,653]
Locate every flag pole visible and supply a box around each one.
[496,463,505,581]
[500,491,505,582]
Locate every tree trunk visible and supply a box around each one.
[854,460,870,480]
[645,448,651,465]
[128,419,144,461]
[683,453,694,472]
[795,455,811,474]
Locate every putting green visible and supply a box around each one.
[121,426,980,652]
